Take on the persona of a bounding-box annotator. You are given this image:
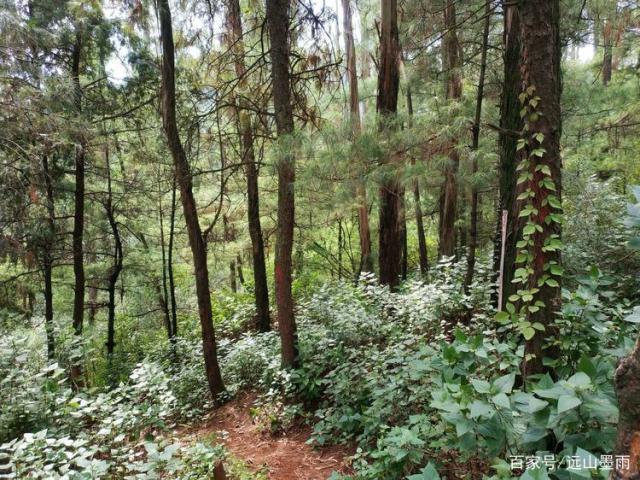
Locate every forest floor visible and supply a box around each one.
[180,392,354,479]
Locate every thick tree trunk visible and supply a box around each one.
[158,0,225,395]
[464,0,491,294]
[519,0,562,378]
[266,0,299,368]
[342,0,373,274]
[71,29,85,336]
[438,0,462,259]
[493,0,523,309]
[228,0,271,332]
[614,337,640,480]
[377,0,402,288]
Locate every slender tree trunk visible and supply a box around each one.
[337,218,343,279]
[602,18,613,85]
[493,0,523,309]
[377,0,402,288]
[404,79,429,278]
[228,0,271,332]
[158,0,225,395]
[267,0,299,368]
[438,0,462,259]
[42,154,55,359]
[519,0,562,378]
[71,29,85,336]
[464,0,491,293]
[104,145,122,356]
[400,189,408,280]
[236,254,245,285]
[342,0,373,274]
[158,177,172,339]
[168,176,178,338]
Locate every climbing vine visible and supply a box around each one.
[496,86,563,341]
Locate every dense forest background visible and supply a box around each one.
[2,0,640,478]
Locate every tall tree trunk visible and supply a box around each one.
[267,0,299,368]
[158,0,225,395]
[236,254,245,285]
[158,177,172,339]
[342,0,373,274]
[42,154,55,359]
[519,0,562,378]
[168,176,178,338]
[71,29,85,336]
[104,145,122,356]
[602,18,613,85]
[377,0,402,288]
[404,78,429,278]
[438,0,462,259]
[228,0,271,333]
[493,0,523,309]
[464,0,491,293]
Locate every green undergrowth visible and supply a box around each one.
[1,257,638,479]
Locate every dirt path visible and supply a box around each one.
[183,393,353,480]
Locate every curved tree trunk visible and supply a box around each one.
[158,0,225,396]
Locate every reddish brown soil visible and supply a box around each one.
[183,393,353,480]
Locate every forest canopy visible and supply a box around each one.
[1,0,640,479]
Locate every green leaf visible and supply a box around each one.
[471,378,491,394]
[557,394,582,413]
[567,372,591,388]
[408,462,441,480]
[493,373,516,394]
[528,396,549,413]
[469,400,494,419]
[492,393,511,409]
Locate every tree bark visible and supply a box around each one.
[158,0,225,395]
[377,0,402,288]
[403,76,429,278]
[42,154,55,359]
[266,0,299,368]
[228,0,271,332]
[438,0,462,259]
[519,0,562,378]
[158,176,172,339]
[168,176,178,338]
[464,0,491,294]
[614,337,640,480]
[602,18,613,85]
[493,0,523,309]
[71,28,85,336]
[342,0,373,274]
[104,145,122,356]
